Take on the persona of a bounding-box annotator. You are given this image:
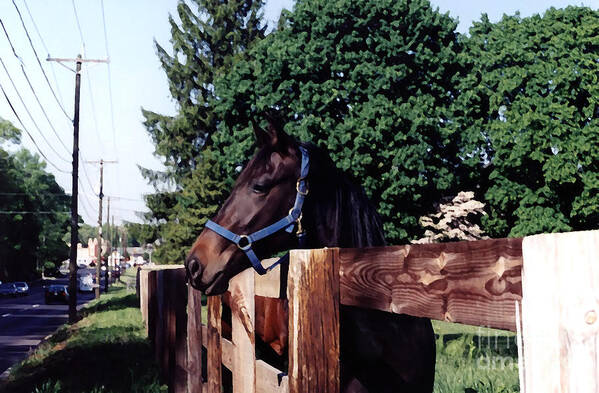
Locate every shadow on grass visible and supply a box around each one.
[80,293,139,317]
[0,326,161,393]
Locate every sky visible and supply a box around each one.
[0,0,596,225]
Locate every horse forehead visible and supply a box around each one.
[251,150,297,177]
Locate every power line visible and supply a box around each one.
[22,0,67,111]
[0,19,70,154]
[100,0,117,152]
[71,0,86,51]
[11,1,72,121]
[84,65,105,152]
[79,152,98,195]
[0,210,70,214]
[0,192,70,196]
[0,79,70,174]
[0,54,70,163]
[77,180,96,220]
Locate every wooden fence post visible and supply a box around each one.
[163,268,188,393]
[147,270,158,344]
[521,230,599,393]
[187,285,204,393]
[288,248,340,393]
[139,268,150,330]
[230,268,256,393]
[206,295,223,393]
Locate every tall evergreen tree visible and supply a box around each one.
[456,7,599,237]
[141,0,266,262]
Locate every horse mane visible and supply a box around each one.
[300,142,386,249]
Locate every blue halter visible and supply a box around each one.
[204,146,310,275]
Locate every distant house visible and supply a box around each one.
[71,238,111,267]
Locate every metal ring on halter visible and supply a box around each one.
[289,208,302,221]
[237,235,252,251]
[296,179,309,196]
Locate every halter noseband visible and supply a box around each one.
[204,146,310,275]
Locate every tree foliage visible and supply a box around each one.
[213,0,465,243]
[457,7,599,237]
[141,0,266,263]
[0,119,70,280]
[143,2,599,257]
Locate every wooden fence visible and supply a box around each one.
[139,229,599,393]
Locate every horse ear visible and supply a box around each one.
[252,111,289,149]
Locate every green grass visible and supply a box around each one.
[0,269,166,393]
[433,321,520,393]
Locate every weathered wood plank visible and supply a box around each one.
[254,259,281,298]
[139,269,150,329]
[205,296,222,393]
[221,337,233,370]
[288,248,340,393]
[187,286,203,393]
[339,238,523,331]
[229,268,256,393]
[256,360,288,393]
[146,270,158,343]
[156,270,169,382]
[168,268,188,393]
[521,230,599,393]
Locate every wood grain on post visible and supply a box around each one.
[339,238,523,331]
[156,269,169,381]
[140,269,150,329]
[166,268,188,393]
[147,270,158,344]
[288,248,340,393]
[187,286,204,393]
[254,259,281,298]
[229,268,256,393]
[256,360,288,393]
[206,295,222,393]
[521,230,599,393]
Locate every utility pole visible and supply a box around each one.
[85,159,117,298]
[106,197,111,292]
[48,54,108,322]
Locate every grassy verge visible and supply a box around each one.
[433,320,520,393]
[0,270,166,393]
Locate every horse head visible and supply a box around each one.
[185,115,307,295]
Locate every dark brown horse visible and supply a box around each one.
[186,116,436,392]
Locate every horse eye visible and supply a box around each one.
[252,183,270,194]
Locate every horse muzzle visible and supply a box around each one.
[185,256,228,295]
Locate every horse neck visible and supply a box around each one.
[304,154,386,249]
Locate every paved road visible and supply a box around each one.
[0,269,101,376]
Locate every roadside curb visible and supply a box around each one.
[0,333,52,382]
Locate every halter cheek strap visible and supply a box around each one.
[204,146,310,275]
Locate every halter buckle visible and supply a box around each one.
[237,235,252,251]
[296,178,309,196]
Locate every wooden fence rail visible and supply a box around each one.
[138,229,599,393]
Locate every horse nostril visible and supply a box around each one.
[186,257,204,280]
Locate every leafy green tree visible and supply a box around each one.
[0,119,70,280]
[123,221,159,247]
[456,7,599,237]
[11,150,70,270]
[141,0,267,262]
[212,0,465,243]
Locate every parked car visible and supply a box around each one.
[45,285,69,304]
[79,275,94,292]
[0,283,17,297]
[14,282,29,296]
